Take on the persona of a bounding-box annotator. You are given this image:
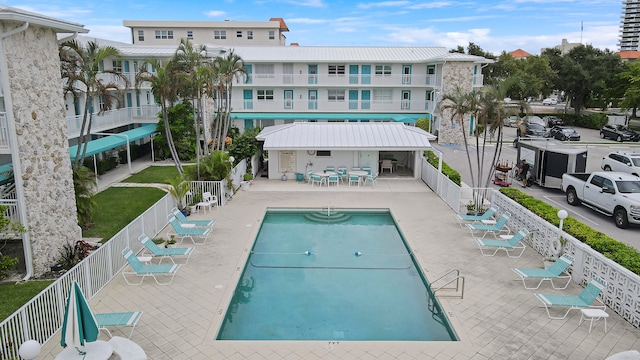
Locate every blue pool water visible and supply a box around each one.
[216,209,458,341]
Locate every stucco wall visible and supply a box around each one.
[438,61,474,145]
[2,22,79,275]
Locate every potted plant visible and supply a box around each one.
[543,236,568,269]
[240,173,253,191]
[165,174,191,216]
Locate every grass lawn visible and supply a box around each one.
[82,187,167,241]
[123,166,181,184]
[0,280,53,321]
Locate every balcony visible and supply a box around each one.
[66,105,160,139]
[235,98,435,113]
[240,73,442,87]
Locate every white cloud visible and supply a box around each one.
[84,25,132,44]
[406,2,455,10]
[357,1,410,9]
[204,10,226,17]
[288,18,330,24]
[281,0,326,7]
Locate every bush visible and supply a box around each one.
[425,150,461,186]
[0,255,18,279]
[548,113,608,130]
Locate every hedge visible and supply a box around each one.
[425,150,461,186]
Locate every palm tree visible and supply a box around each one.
[439,86,477,185]
[136,58,185,173]
[212,51,249,151]
[60,40,129,167]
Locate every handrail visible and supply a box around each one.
[431,269,465,299]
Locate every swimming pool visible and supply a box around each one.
[216,208,458,341]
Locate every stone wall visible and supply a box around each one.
[438,61,474,145]
[2,22,79,275]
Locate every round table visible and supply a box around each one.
[55,340,113,360]
[312,171,337,186]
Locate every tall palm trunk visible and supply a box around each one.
[74,94,92,167]
[161,102,183,173]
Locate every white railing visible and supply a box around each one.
[0,112,8,150]
[184,159,247,207]
[0,198,19,223]
[0,194,173,359]
[420,157,640,330]
[66,106,160,139]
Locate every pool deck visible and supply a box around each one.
[39,177,640,359]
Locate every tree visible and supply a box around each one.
[614,61,640,117]
[136,58,185,173]
[73,166,98,230]
[154,102,196,161]
[440,86,478,184]
[60,40,129,167]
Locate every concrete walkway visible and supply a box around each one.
[38,168,640,359]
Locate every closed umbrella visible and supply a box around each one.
[60,281,99,355]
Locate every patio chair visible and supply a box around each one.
[327,174,340,187]
[455,205,498,228]
[361,166,372,175]
[466,212,511,239]
[138,234,194,264]
[326,166,335,172]
[121,248,180,286]
[364,173,377,187]
[535,277,607,320]
[167,215,212,244]
[195,191,217,213]
[307,170,313,184]
[381,159,393,173]
[95,311,143,339]
[310,174,325,187]
[349,174,361,187]
[171,207,215,227]
[512,254,574,289]
[475,228,529,258]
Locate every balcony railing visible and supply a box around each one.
[239,73,442,87]
[66,105,160,139]
[238,98,434,113]
[0,112,9,150]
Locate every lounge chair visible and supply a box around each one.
[95,311,143,339]
[170,207,215,227]
[475,228,528,258]
[466,212,511,239]
[535,277,607,320]
[121,248,180,285]
[455,205,498,228]
[364,173,378,187]
[167,215,212,244]
[138,234,194,264]
[512,254,574,289]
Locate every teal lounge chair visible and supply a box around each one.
[170,207,215,227]
[455,205,498,228]
[475,228,528,258]
[95,311,143,339]
[121,248,180,285]
[138,234,194,264]
[167,215,212,244]
[467,212,511,239]
[512,254,574,289]
[535,277,607,319]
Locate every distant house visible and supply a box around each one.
[616,50,640,63]
[509,49,532,60]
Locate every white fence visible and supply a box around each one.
[66,106,160,139]
[420,158,640,330]
[0,194,174,359]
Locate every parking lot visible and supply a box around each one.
[432,124,640,249]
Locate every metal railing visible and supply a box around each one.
[431,269,465,299]
[65,106,160,139]
[0,194,173,359]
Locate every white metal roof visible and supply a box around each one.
[0,5,87,33]
[256,122,435,150]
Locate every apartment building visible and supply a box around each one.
[620,0,640,51]
[123,18,289,46]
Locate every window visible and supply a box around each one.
[373,89,392,103]
[154,30,173,39]
[255,64,275,78]
[137,30,144,42]
[316,150,331,157]
[237,30,242,38]
[269,30,275,40]
[257,89,274,101]
[187,30,193,40]
[328,64,345,75]
[328,89,345,102]
[112,60,122,73]
[247,31,253,39]
[375,65,392,76]
[214,30,227,39]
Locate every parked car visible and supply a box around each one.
[503,115,519,127]
[521,115,546,127]
[600,124,640,142]
[547,126,581,141]
[542,115,563,127]
[542,98,558,105]
[601,151,640,176]
[516,122,547,138]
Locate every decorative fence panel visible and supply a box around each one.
[0,194,173,359]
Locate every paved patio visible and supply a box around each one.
[39,177,640,359]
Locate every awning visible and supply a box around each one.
[0,163,12,185]
[231,112,426,123]
[69,124,158,161]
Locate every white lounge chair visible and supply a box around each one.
[475,228,528,258]
[138,234,194,264]
[121,248,180,286]
[95,311,143,339]
[535,277,607,320]
[167,215,212,244]
[512,254,574,289]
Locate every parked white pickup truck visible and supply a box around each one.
[561,171,640,228]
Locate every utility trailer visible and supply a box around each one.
[516,139,588,190]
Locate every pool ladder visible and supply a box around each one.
[431,269,465,299]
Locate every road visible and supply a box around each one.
[431,123,640,250]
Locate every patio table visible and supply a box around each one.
[55,340,113,360]
[312,171,337,186]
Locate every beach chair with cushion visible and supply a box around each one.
[475,228,529,258]
[138,234,194,264]
[167,215,212,244]
[170,207,215,227]
[121,248,180,286]
[467,212,511,239]
[535,277,607,320]
[512,254,574,289]
[455,205,498,228]
[95,311,143,339]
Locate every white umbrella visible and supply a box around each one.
[60,281,99,355]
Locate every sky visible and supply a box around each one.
[8,0,623,56]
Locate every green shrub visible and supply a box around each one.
[0,255,18,279]
[500,188,640,275]
[425,150,461,186]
